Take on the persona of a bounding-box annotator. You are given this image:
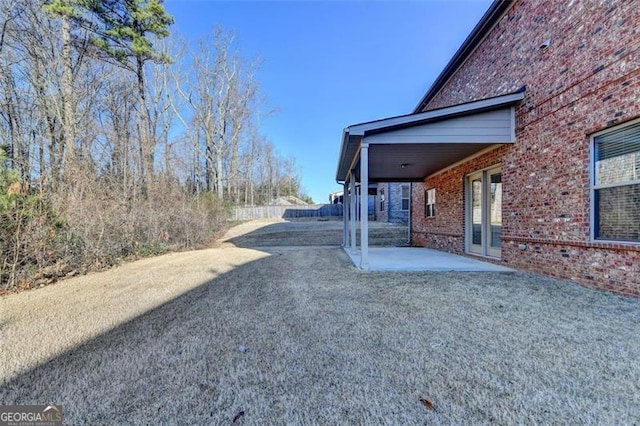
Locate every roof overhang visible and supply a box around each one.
[336,91,525,183]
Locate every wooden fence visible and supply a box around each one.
[231,204,344,221]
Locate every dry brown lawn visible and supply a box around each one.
[1,218,639,424]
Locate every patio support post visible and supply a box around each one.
[360,142,369,270]
[342,181,349,247]
[349,171,357,252]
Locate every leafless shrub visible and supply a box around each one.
[0,2,307,292]
[0,166,229,292]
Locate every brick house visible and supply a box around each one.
[376,182,411,223]
[331,185,408,222]
[329,188,376,219]
[336,0,640,296]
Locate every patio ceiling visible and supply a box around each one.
[336,90,525,183]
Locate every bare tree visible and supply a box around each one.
[172,28,260,200]
[0,4,309,291]
[43,0,80,168]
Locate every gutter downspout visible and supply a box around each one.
[386,182,391,223]
[342,181,348,247]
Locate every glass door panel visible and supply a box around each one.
[469,175,483,254]
[488,171,502,257]
[467,168,502,258]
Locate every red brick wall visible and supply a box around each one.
[412,145,509,254]
[413,0,640,296]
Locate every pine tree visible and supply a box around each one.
[85,0,173,186]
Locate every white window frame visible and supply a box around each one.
[401,185,410,211]
[425,188,436,218]
[589,118,640,244]
[379,188,385,212]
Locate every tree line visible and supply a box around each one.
[0,0,308,290]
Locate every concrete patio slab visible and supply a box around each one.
[345,247,514,272]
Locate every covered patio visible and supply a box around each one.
[345,247,513,272]
[336,91,525,270]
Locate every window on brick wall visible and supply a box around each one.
[401,185,410,210]
[592,120,640,242]
[379,188,385,211]
[425,188,436,218]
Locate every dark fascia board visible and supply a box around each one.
[412,0,515,114]
[335,130,361,184]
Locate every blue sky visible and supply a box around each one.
[165,0,492,203]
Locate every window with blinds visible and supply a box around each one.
[593,121,640,242]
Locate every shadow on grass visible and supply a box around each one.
[224,220,345,248]
[2,221,639,424]
[224,219,408,249]
[0,247,355,424]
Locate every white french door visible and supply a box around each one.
[466,167,502,258]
